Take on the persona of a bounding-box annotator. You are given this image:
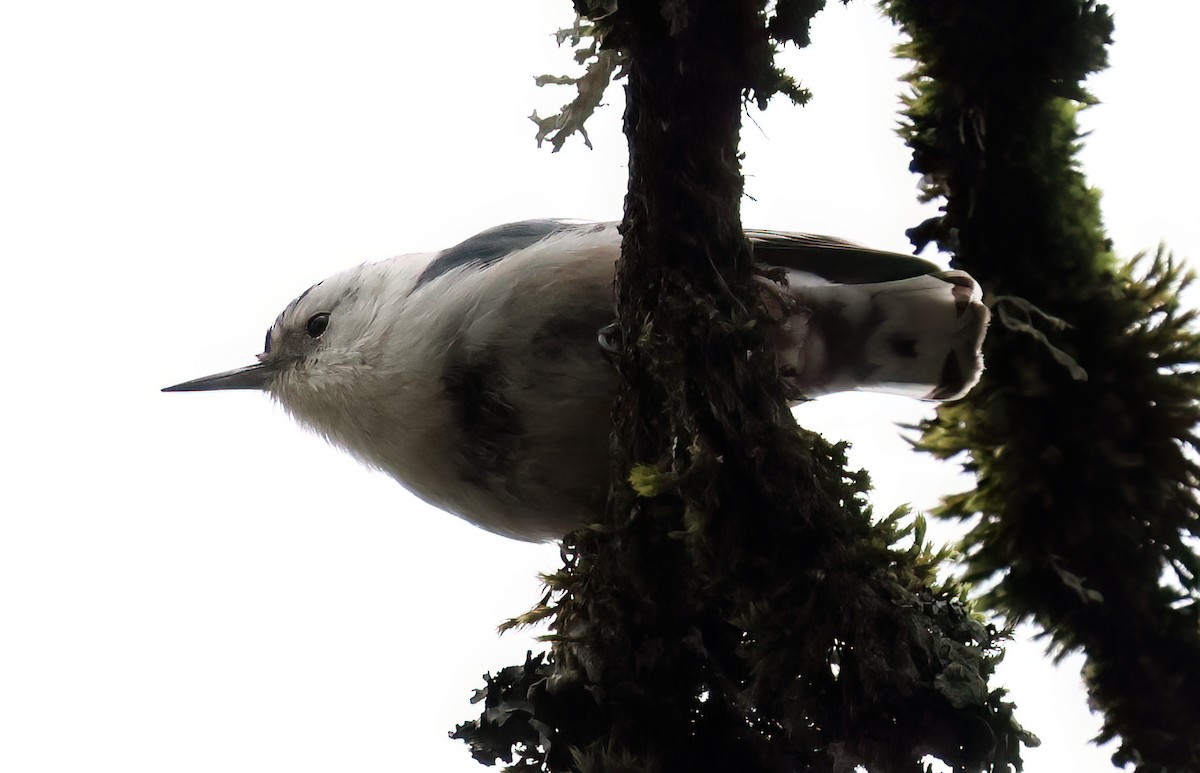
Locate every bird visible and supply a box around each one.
[164,220,988,541]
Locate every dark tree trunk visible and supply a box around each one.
[455,3,1035,770]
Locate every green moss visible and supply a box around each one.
[885,1,1200,768]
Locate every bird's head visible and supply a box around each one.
[163,264,390,400]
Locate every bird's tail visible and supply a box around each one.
[771,269,989,401]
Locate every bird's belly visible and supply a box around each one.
[380,394,613,542]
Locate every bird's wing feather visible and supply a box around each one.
[745,229,942,283]
[417,223,941,288]
[415,219,571,289]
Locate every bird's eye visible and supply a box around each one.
[263,329,273,354]
[305,312,331,338]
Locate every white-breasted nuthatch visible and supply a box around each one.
[164,220,987,541]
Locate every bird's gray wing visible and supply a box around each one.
[745,229,942,284]
[415,220,571,289]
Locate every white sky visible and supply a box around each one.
[1,1,1196,771]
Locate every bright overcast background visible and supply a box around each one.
[2,2,1196,772]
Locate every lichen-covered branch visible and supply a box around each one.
[529,1,824,153]
[456,2,1035,770]
[884,1,1200,769]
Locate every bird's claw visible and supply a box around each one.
[598,321,622,359]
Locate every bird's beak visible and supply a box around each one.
[162,362,276,392]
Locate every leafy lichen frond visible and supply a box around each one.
[531,17,624,151]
